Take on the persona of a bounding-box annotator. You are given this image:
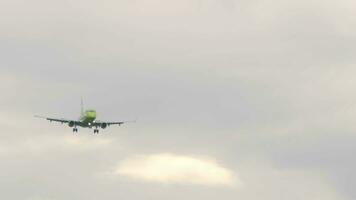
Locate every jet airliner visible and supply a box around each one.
[36,100,133,133]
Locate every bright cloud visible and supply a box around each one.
[115,153,239,186]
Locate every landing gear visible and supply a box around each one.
[73,128,78,133]
[94,129,99,134]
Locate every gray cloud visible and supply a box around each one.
[1,0,355,199]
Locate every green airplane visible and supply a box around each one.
[36,99,133,134]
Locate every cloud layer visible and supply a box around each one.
[1,0,356,199]
[115,154,237,186]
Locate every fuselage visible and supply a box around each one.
[80,110,96,127]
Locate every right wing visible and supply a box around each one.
[34,115,79,124]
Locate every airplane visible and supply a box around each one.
[35,99,134,134]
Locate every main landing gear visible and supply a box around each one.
[94,129,99,134]
[73,128,78,133]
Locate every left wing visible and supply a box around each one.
[93,120,136,127]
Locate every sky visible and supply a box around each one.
[1,0,356,199]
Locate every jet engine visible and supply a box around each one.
[101,123,107,129]
[68,121,75,127]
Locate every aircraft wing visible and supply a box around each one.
[93,120,135,127]
[34,115,77,124]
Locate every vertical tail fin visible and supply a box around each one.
[81,97,84,116]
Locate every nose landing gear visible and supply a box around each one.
[73,128,78,133]
[94,129,99,134]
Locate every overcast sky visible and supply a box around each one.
[1,0,356,199]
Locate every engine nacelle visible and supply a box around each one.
[101,123,107,129]
[68,121,75,127]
